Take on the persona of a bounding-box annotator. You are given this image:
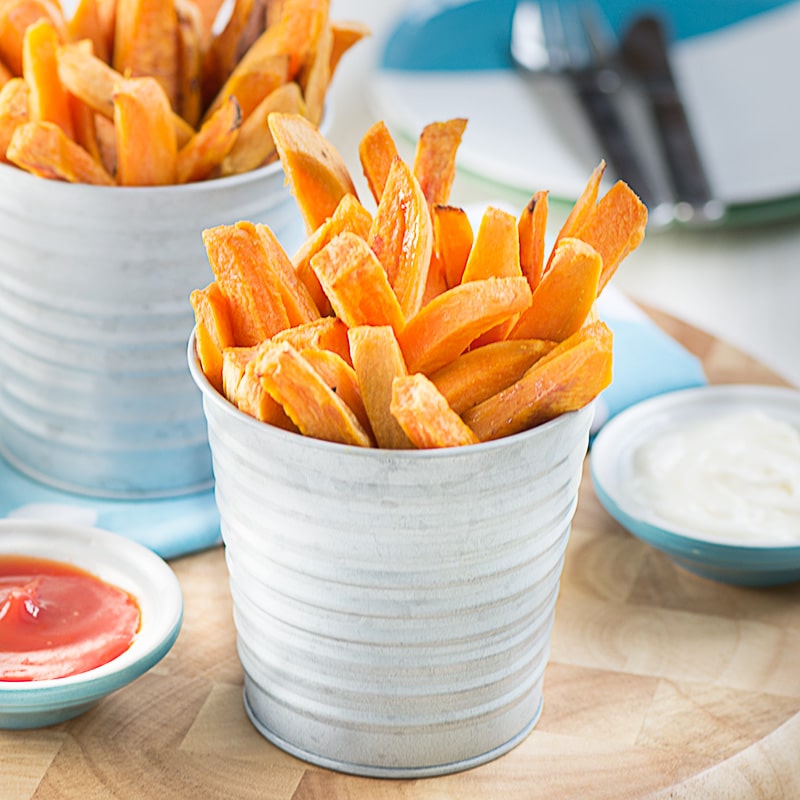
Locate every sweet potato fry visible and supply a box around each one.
[237,368,297,428]
[190,280,235,392]
[271,315,351,365]
[236,0,270,59]
[226,345,298,428]
[7,119,114,183]
[113,76,177,186]
[461,206,522,283]
[248,221,320,326]
[575,180,648,292]
[216,0,325,121]
[390,373,478,449]
[177,94,241,184]
[422,244,448,306]
[0,58,11,86]
[269,110,357,234]
[412,117,467,207]
[358,119,398,206]
[222,345,256,402]
[291,192,372,315]
[22,18,72,138]
[93,111,115,175]
[252,340,372,446]
[298,16,331,126]
[0,0,66,76]
[518,190,549,292]
[195,322,226,396]
[204,51,289,123]
[310,231,406,335]
[300,346,371,436]
[347,324,412,450]
[429,338,556,415]
[368,156,432,320]
[113,0,180,108]
[201,0,257,107]
[94,0,117,59]
[510,237,602,342]
[66,0,109,63]
[398,276,533,374]
[552,160,606,248]
[68,93,101,162]
[461,206,521,283]
[0,76,29,161]
[56,41,114,115]
[463,320,613,440]
[190,281,235,350]
[461,205,524,345]
[202,223,290,345]
[264,0,328,79]
[57,43,195,146]
[432,204,474,290]
[264,0,284,27]
[218,80,304,177]
[329,19,370,76]
[175,0,204,127]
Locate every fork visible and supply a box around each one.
[511,0,662,219]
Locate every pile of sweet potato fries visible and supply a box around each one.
[0,0,366,184]
[191,114,648,448]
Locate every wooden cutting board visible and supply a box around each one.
[2,309,798,800]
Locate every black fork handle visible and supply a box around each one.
[573,69,658,211]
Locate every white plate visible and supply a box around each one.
[590,384,800,585]
[371,0,800,217]
[0,520,183,728]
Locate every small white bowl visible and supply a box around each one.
[591,384,800,586]
[0,519,183,728]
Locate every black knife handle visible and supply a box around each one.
[574,71,658,212]
[644,80,711,206]
[622,16,713,208]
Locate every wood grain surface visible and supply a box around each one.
[2,309,798,800]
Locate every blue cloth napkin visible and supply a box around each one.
[593,288,708,434]
[0,459,221,559]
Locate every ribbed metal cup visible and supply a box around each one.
[189,332,594,777]
[0,162,305,498]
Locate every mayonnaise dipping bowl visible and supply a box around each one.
[591,384,800,586]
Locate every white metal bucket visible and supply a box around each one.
[189,332,594,777]
[0,161,305,498]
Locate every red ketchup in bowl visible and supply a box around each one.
[0,556,141,681]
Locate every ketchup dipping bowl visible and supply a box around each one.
[0,519,183,729]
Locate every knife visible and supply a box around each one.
[510,1,661,219]
[620,15,724,223]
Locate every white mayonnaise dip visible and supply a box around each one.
[633,410,800,544]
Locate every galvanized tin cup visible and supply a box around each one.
[189,333,595,778]
[0,161,306,498]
